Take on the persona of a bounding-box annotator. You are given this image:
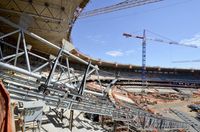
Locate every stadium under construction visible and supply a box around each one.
[0,0,200,132]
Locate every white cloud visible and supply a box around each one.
[106,49,136,57]
[180,33,200,47]
[106,50,123,57]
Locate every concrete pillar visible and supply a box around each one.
[101,116,104,128]
[113,120,117,132]
[10,103,16,132]
[69,110,74,131]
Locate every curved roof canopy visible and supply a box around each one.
[0,0,89,54]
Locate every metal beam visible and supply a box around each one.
[14,32,21,66]
[0,45,3,59]
[0,40,23,51]
[66,57,71,83]
[28,51,48,61]
[0,29,20,39]
[69,110,74,131]
[21,31,31,72]
[6,53,24,64]
[78,61,91,95]
[0,62,41,79]
[46,48,63,86]
[33,62,49,73]
[0,52,24,61]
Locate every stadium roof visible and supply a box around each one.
[0,0,89,54]
[0,0,199,72]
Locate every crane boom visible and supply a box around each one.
[79,0,163,19]
[123,33,198,48]
[172,59,200,63]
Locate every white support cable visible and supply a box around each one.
[146,29,198,48]
[146,37,198,48]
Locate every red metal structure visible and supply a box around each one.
[0,81,12,132]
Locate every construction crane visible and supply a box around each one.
[172,59,200,63]
[79,0,163,19]
[123,30,198,89]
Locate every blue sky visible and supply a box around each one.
[72,0,200,69]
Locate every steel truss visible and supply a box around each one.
[171,109,200,132]
[0,16,189,131]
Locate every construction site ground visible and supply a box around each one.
[17,110,105,132]
[150,97,200,132]
[14,90,200,132]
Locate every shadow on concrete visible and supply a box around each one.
[45,114,63,127]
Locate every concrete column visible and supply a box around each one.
[113,120,117,132]
[69,110,74,131]
[101,116,104,128]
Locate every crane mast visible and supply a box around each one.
[142,30,147,88]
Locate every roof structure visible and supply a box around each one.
[0,0,198,72]
[0,1,199,132]
[0,0,89,54]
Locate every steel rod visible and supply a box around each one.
[21,31,31,72]
[0,52,24,61]
[28,52,48,61]
[33,62,49,73]
[66,57,71,83]
[0,29,20,39]
[46,48,63,86]
[0,45,3,59]
[14,32,21,66]
[0,62,42,79]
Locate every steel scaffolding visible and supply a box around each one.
[0,16,189,131]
